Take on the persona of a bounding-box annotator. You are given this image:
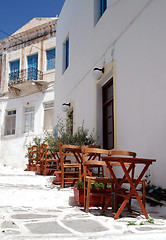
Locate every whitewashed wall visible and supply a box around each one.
[55,0,150,128]
[114,0,166,187]
[0,90,54,168]
[55,0,166,187]
[0,39,55,168]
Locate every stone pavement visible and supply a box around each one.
[0,167,166,240]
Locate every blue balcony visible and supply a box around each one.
[8,68,43,86]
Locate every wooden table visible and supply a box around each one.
[101,156,156,219]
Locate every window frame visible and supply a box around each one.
[24,106,35,133]
[94,0,107,25]
[9,60,20,82]
[27,54,38,80]
[46,48,56,71]
[63,36,69,73]
[4,109,16,136]
[43,102,54,131]
[100,0,107,16]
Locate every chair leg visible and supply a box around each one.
[84,180,87,210]
[79,164,81,180]
[85,179,91,213]
[61,168,64,188]
[102,183,107,210]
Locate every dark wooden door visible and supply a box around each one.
[103,79,114,149]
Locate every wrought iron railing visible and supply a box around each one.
[8,68,43,86]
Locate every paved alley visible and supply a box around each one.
[0,166,166,240]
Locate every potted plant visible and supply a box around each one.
[73,180,112,207]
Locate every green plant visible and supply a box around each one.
[44,118,95,153]
[25,117,96,164]
[91,182,105,189]
[147,218,154,224]
[75,180,84,188]
[144,170,166,206]
[128,222,136,226]
[74,180,105,189]
[25,136,45,159]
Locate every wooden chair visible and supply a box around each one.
[105,150,145,211]
[58,143,81,188]
[81,147,114,213]
[39,143,60,176]
[28,145,39,171]
[80,145,101,177]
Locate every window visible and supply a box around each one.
[27,54,38,80]
[94,0,107,25]
[5,110,16,135]
[44,102,54,130]
[100,0,107,16]
[46,49,55,71]
[24,107,35,133]
[102,79,114,149]
[63,37,69,72]
[10,60,20,81]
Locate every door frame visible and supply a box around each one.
[95,61,117,149]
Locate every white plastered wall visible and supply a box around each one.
[113,0,166,188]
[55,0,166,187]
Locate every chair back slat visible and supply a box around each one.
[81,147,109,178]
[109,150,136,158]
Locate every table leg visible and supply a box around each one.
[114,162,150,219]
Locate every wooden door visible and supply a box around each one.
[102,79,114,149]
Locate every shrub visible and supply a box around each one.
[25,117,96,157]
[44,118,95,153]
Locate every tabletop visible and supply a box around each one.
[102,156,156,164]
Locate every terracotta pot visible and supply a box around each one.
[27,163,36,171]
[36,164,41,175]
[26,164,30,171]
[73,187,112,207]
[30,164,37,171]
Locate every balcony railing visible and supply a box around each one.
[8,68,43,86]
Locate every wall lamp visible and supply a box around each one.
[92,67,104,80]
[61,103,71,112]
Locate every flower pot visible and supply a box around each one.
[27,163,36,171]
[28,163,36,171]
[26,164,30,171]
[73,187,112,207]
[36,164,41,175]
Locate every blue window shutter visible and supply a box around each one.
[10,60,20,81]
[27,54,38,80]
[47,49,55,70]
[65,38,69,70]
[100,0,107,16]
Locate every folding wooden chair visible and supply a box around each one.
[39,143,60,176]
[58,143,81,188]
[81,147,114,213]
[28,145,39,171]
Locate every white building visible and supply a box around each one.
[55,0,166,188]
[0,18,57,168]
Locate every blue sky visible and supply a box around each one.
[0,0,65,40]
